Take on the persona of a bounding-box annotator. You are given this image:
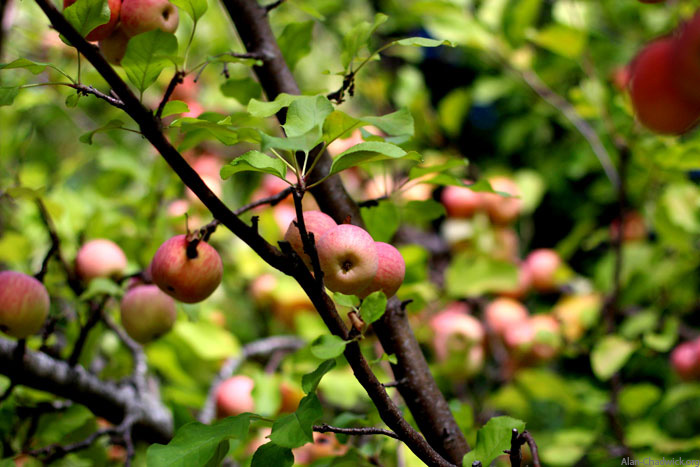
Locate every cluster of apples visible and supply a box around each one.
[63,0,179,65]
[441,176,521,225]
[671,337,700,380]
[284,211,406,298]
[625,10,700,134]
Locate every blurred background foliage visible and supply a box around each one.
[1,0,700,465]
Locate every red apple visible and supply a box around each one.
[525,248,561,292]
[484,297,528,335]
[284,211,337,267]
[120,0,179,38]
[316,225,378,295]
[216,375,255,418]
[293,432,348,465]
[151,235,223,303]
[629,38,700,134]
[64,0,120,42]
[75,239,128,282]
[99,28,130,66]
[359,242,406,298]
[671,340,700,380]
[0,271,50,338]
[120,285,176,343]
[278,381,304,414]
[503,319,535,352]
[430,302,484,361]
[483,176,522,225]
[441,184,484,218]
[673,12,700,102]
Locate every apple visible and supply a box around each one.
[673,12,700,102]
[0,271,50,339]
[120,0,179,38]
[316,225,378,295]
[441,184,484,218]
[327,126,382,157]
[483,176,522,225]
[216,375,255,418]
[503,319,535,352]
[671,340,700,380]
[530,314,561,360]
[75,238,128,282]
[278,381,304,414]
[525,248,561,292]
[553,294,601,342]
[484,297,528,335]
[364,176,432,202]
[293,432,348,465]
[359,242,405,298]
[99,28,130,66]
[64,0,121,42]
[429,302,484,361]
[151,235,223,303]
[120,285,176,344]
[273,204,297,234]
[629,38,700,134]
[611,65,631,91]
[170,75,199,103]
[284,211,337,267]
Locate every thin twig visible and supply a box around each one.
[264,0,285,12]
[102,313,147,393]
[313,424,399,439]
[69,83,126,109]
[234,186,293,216]
[519,431,541,467]
[156,71,185,120]
[67,296,109,366]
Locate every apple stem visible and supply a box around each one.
[186,236,200,260]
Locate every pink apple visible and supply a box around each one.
[525,249,561,292]
[530,314,561,360]
[99,28,130,66]
[359,242,405,298]
[64,0,121,42]
[284,211,337,267]
[671,340,700,380]
[75,239,128,282]
[216,375,255,418]
[120,285,176,343]
[441,184,484,218]
[0,271,50,338]
[317,224,378,295]
[483,176,522,225]
[429,302,484,361]
[503,319,535,351]
[120,0,179,38]
[484,297,529,335]
[151,235,223,303]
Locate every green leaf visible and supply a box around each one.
[5,187,43,200]
[0,58,52,75]
[146,415,251,467]
[341,13,388,69]
[529,24,586,59]
[446,254,518,297]
[79,119,124,144]
[361,108,415,138]
[618,384,662,418]
[174,118,260,146]
[63,0,110,38]
[79,277,122,300]
[361,200,400,243]
[462,416,526,467]
[251,442,294,467]
[65,92,81,108]
[333,292,360,308]
[322,111,363,143]
[329,142,419,176]
[220,150,287,180]
[359,291,387,325]
[161,100,190,117]
[393,37,453,48]
[408,159,469,180]
[402,199,447,223]
[173,321,240,360]
[283,95,334,137]
[170,0,207,22]
[122,30,178,94]
[269,393,323,448]
[260,126,323,154]
[590,335,637,381]
[310,334,347,360]
[503,0,543,45]
[278,21,314,71]
[301,360,336,394]
[220,78,262,106]
[248,93,300,118]
[0,86,19,106]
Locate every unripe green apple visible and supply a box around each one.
[75,239,128,282]
[120,285,176,343]
[120,0,179,38]
[0,271,50,339]
[64,0,121,42]
[316,225,378,295]
[151,235,223,303]
[629,38,700,134]
[484,297,528,335]
[359,242,405,298]
[284,211,337,267]
[216,375,255,418]
[525,248,561,292]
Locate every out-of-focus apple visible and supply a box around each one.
[441,183,484,218]
[216,375,255,418]
[0,271,50,339]
[430,302,484,361]
[483,176,522,225]
[120,285,177,343]
[484,297,528,335]
[75,239,128,282]
[530,314,561,360]
[278,381,305,414]
[293,432,348,465]
[498,263,532,300]
[671,340,700,380]
[525,248,562,292]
